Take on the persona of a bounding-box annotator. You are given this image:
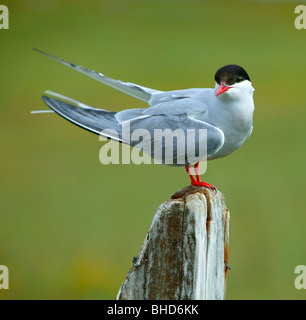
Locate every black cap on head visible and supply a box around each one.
[214,65,250,86]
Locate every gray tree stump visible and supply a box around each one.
[116,186,230,300]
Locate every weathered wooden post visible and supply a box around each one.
[116,185,230,300]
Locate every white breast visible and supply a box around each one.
[209,88,254,159]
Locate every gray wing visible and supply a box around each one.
[128,113,224,165]
[145,89,211,116]
[42,96,123,142]
[42,96,224,165]
[34,48,161,103]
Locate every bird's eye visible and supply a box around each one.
[236,76,244,83]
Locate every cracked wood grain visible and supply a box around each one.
[116,185,230,300]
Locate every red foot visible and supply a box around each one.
[191,180,216,190]
[185,163,216,191]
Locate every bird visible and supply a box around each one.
[33,48,255,190]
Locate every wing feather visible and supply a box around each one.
[34,48,161,102]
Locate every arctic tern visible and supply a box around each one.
[34,48,255,190]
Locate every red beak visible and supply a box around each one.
[215,84,232,97]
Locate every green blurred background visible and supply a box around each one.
[0,0,305,300]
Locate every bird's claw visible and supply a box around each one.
[191,181,216,192]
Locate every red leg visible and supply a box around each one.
[185,165,198,185]
[194,162,201,182]
[185,163,216,190]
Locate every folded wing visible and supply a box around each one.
[42,96,224,165]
